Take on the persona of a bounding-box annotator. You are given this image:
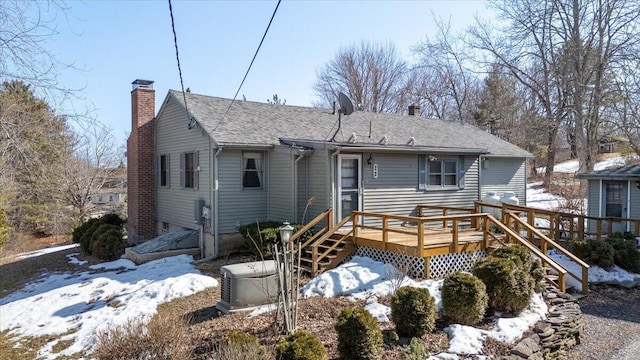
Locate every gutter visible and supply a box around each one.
[197,146,222,264]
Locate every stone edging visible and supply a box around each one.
[499,288,585,360]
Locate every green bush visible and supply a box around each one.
[0,207,9,254]
[275,331,328,360]
[493,245,545,292]
[91,225,124,261]
[390,287,437,338]
[239,221,315,257]
[441,272,488,325]
[472,257,534,314]
[73,217,100,244]
[570,239,615,270]
[74,214,126,256]
[335,307,383,360]
[607,237,640,273]
[217,331,267,360]
[491,245,533,270]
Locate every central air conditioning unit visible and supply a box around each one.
[216,260,279,313]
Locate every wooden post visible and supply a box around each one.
[582,266,589,295]
[424,256,431,279]
[327,208,333,230]
[418,220,425,255]
[558,273,566,293]
[311,246,318,277]
[382,216,389,250]
[452,219,459,253]
[578,215,585,240]
[527,209,535,243]
[607,219,613,238]
[352,213,359,244]
[482,215,489,249]
[443,209,449,229]
[596,219,602,240]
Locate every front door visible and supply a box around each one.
[602,181,628,232]
[337,154,362,220]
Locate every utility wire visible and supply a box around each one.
[212,0,282,132]
[168,0,194,128]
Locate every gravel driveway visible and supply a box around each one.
[568,285,640,360]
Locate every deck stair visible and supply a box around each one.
[288,209,356,277]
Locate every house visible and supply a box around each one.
[576,163,640,234]
[127,79,532,257]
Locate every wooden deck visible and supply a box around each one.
[336,226,505,257]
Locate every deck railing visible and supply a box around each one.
[290,208,333,249]
[503,212,590,294]
[475,201,640,241]
[352,210,584,293]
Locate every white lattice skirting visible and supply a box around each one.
[354,247,487,279]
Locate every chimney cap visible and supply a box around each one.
[132,79,154,90]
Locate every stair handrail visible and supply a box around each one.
[506,212,590,294]
[485,214,569,293]
[290,209,333,247]
[308,214,354,276]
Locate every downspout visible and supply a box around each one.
[195,146,222,264]
[294,152,305,222]
[330,149,340,223]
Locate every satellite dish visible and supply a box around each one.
[187,116,197,129]
[338,92,354,115]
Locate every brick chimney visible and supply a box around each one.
[408,104,421,116]
[127,79,156,242]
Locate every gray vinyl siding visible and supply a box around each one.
[218,149,269,233]
[303,149,330,225]
[586,179,600,234]
[297,156,308,223]
[480,157,527,205]
[360,153,480,220]
[155,99,211,230]
[631,184,640,220]
[269,146,294,222]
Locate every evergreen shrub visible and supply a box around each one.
[441,272,488,325]
[472,256,534,314]
[335,307,383,360]
[275,331,328,360]
[570,239,615,270]
[91,225,124,261]
[606,235,640,273]
[390,287,437,338]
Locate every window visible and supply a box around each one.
[162,222,170,232]
[158,154,170,187]
[418,155,464,190]
[180,151,199,189]
[243,152,264,189]
[605,183,623,217]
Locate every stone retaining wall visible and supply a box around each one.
[500,288,585,360]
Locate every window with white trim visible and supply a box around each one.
[158,154,170,187]
[243,152,264,189]
[180,151,199,189]
[418,155,464,190]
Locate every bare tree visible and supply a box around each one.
[0,1,77,99]
[313,40,412,113]
[414,17,481,122]
[59,124,125,223]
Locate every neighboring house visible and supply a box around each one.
[576,163,640,233]
[127,79,532,257]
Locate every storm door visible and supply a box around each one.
[337,154,362,220]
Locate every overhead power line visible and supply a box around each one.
[168,0,195,129]
[212,0,282,132]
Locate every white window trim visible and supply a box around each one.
[180,151,199,190]
[158,154,170,188]
[418,155,465,190]
[242,151,265,190]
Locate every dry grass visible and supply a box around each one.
[93,314,192,360]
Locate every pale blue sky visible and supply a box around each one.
[49,0,493,143]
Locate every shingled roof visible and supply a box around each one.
[576,163,640,179]
[165,90,532,157]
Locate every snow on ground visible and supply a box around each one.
[3,243,80,261]
[548,250,640,291]
[537,155,629,174]
[0,250,217,359]
[302,256,547,358]
[526,181,568,212]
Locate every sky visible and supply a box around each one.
[2,176,640,358]
[44,0,494,143]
